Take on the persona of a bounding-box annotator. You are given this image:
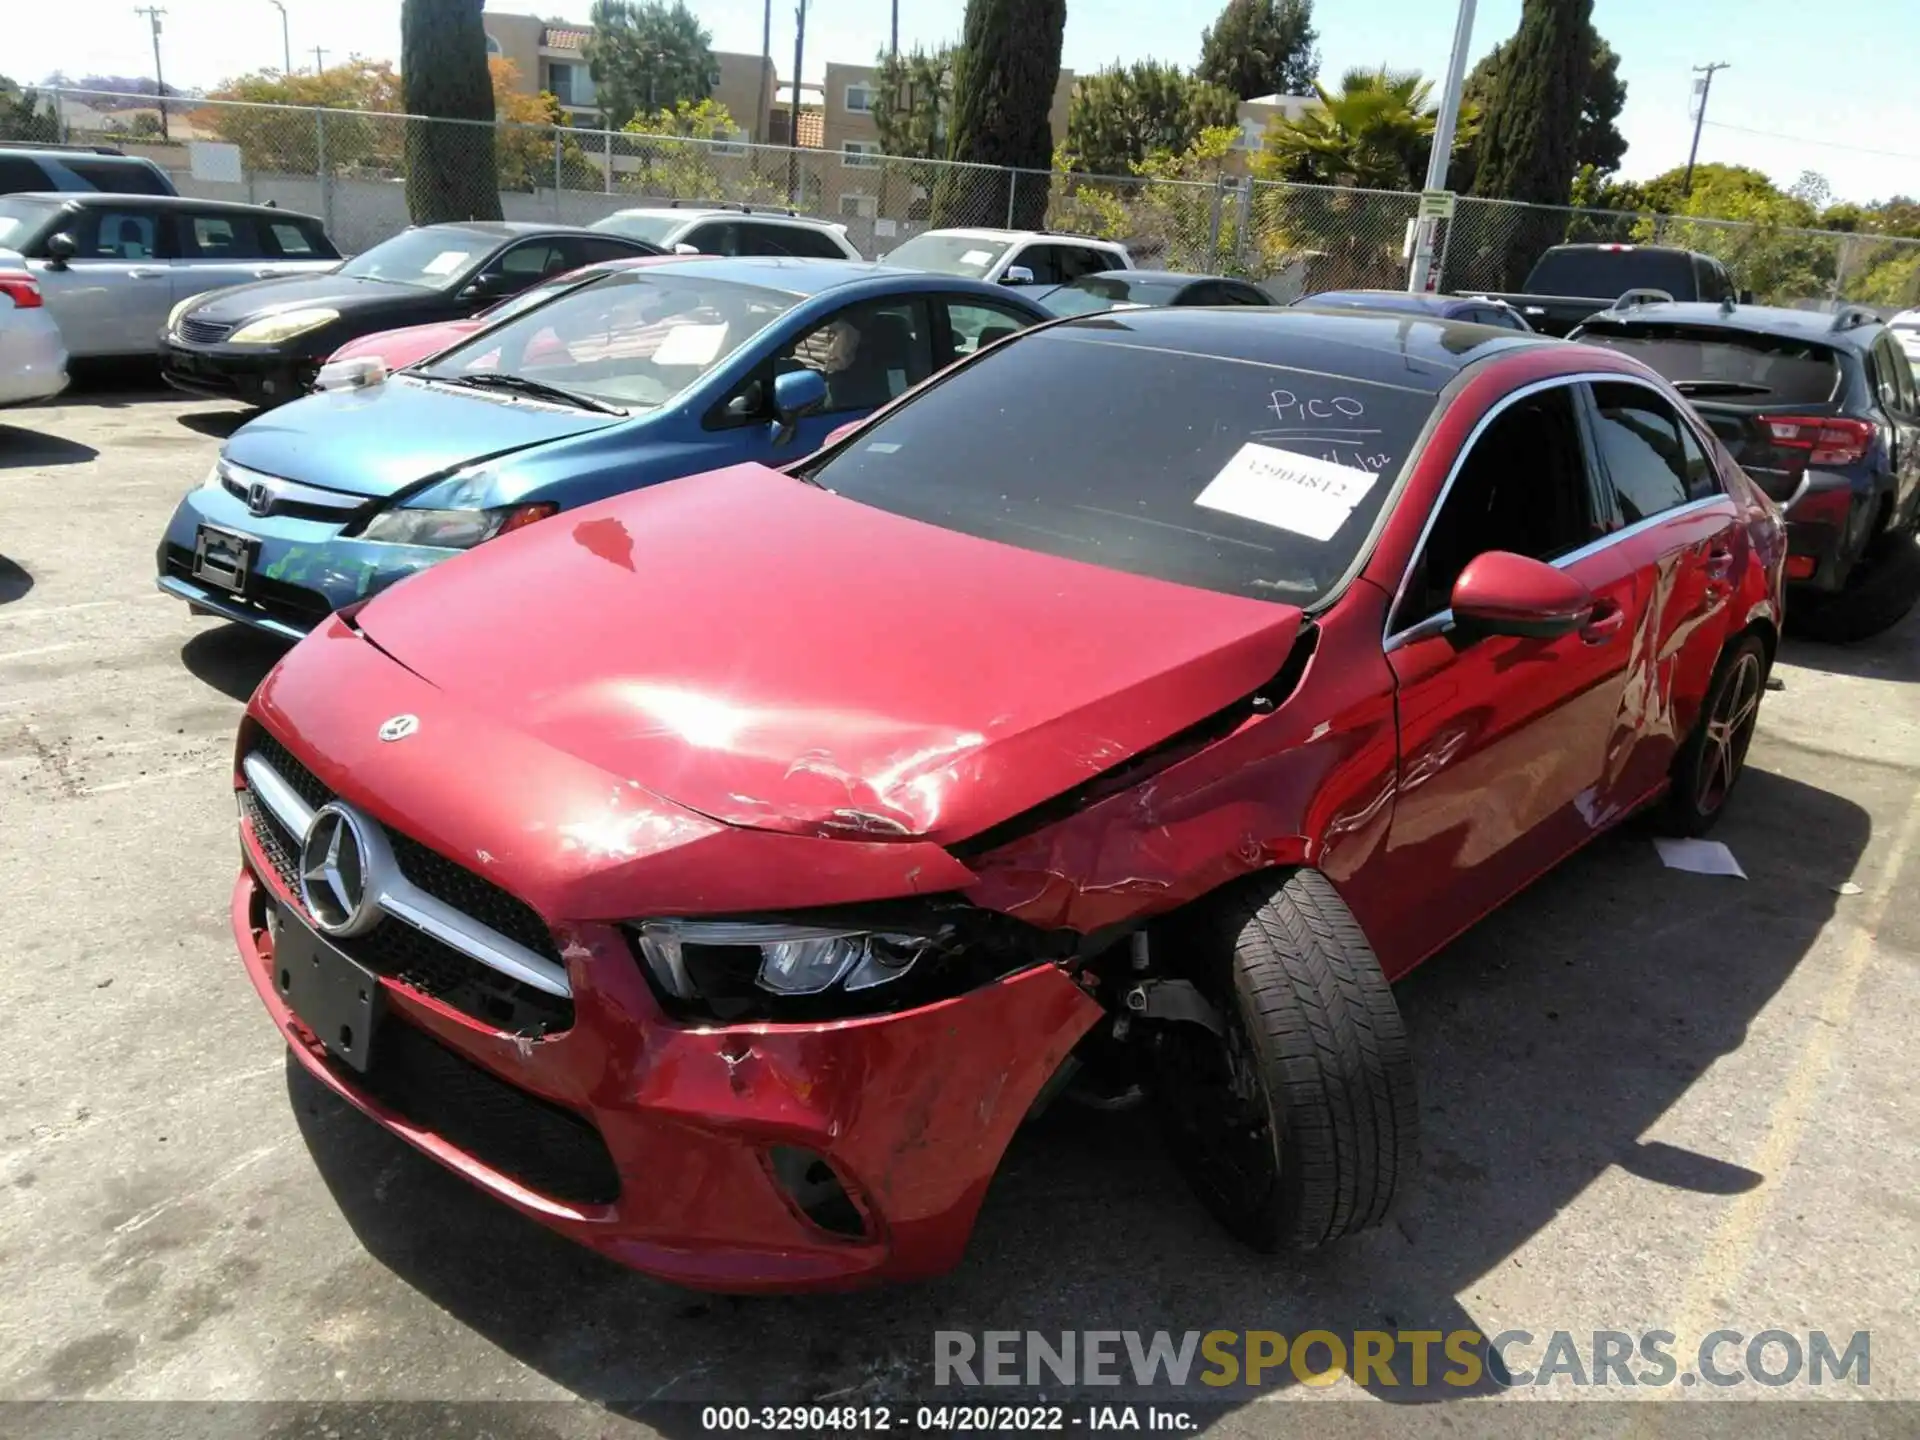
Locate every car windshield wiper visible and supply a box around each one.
[1672,379,1772,397]
[430,372,626,415]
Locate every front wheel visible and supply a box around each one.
[1152,869,1418,1251]
[1664,634,1767,836]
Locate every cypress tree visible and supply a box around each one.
[401,0,503,224]
[932,0,1066,228]
[1470,0,1592,284]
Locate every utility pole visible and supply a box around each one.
[890,0,898,59]
[133,6,168,140]
[757,0,771,143]
[1683,62,1730,198]
[311,46,329,74]
[1407,0,1474,293]
[268,0,292,76]
[787,0,806,204]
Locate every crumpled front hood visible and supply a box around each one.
[356,464,1304,846]
[222,375,620,497]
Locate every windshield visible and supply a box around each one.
[805,324,1439,605]
[1041,277,1179,317]
[590,212,681,245]
[880,233,1010,277]
[1574,323,1842,406]
[338,228,493,287]
[0,197,57,249]
[419,269,795,411]
[1526,248,1696,299]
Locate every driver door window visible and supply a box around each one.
[1396,383,1602,629]
[1010,245,1063,286]
[775,298,935,416]
[494,241,573,283]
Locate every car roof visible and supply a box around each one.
[0,146,155,161]
[1075,269,1232,285]
[606,206,840,228]
[1051,306,1547,392]
[402,219,604,240]
[1301,289,1495,316]
[9,190,320,222]
[913,227,1122,244]
[1575,299,1884,350]
[628,254,989,297]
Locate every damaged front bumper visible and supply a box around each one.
[232,839,1103,1291]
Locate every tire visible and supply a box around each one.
[1663,633,1768,837]
[1152,869,1418,1251]
[1791,530,1920,644]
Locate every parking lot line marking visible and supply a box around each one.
[0,643,75,664]
[75,761,226,797]
[109,1140,289,1238]
[0,600,137,626]
[1669,781,1920,1350]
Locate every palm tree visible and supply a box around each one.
[1255,67,1472,192]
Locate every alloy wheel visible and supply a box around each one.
[1697,650,1763,816]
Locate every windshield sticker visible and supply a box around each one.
[865,442,901,454]
[650,322,730,367]
[1195,442,1380,542]
[422,249,470,276]
[961,249,994,266]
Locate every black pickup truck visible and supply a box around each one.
[1484,243,1750,337]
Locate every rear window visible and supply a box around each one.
[805,325,1439,605]
[0,156,55,195]
[1042,276,1181,317]
[1526,248,1696,299]
[0,196,58,249]
[589,212,681,245]
[63,157,173,195]
[1574,323,1844,406]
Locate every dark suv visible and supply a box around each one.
[1572,300,1920,641]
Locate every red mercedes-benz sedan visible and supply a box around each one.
[229,306,1786,1291]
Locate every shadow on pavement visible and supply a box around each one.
[0,556,31,605]
[180,623,291,702]
[0,425,98,468]
[1777,604,1920,684]
[290,764,1867,1426]
[176,410,253,440]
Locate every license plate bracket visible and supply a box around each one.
[272,905,385,1073]
[192,523,257,595]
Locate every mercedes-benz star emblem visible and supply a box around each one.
[378,714,419,742]
[297,802,391,937]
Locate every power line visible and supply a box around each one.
[1702,120,1920,163]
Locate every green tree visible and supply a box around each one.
[0,77,60,143]
[200,60,404,175]
[871,45,954,160]
[1454,28,1623,192]
[1065,61,1238,178]
[619,99,782,203]
[1469,0,1595,286]
[933,0,1066,227]
[1196,0,1319,100]
[1255,67,1470,191]
[585,0,715,129]
[401,0,502,223]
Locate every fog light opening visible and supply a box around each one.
[767,1145,870,1240]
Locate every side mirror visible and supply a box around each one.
[45,232,77,269]
[769,367,827,446]
[1000,265,1035,287]
[672,242,700,255]
[1450,551,1595,640]
[461,270,518,303]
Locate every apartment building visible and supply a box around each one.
[483,11,778,142]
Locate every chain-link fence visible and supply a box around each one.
[37,87,1920,312]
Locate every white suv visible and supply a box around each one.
[588,204,863,260]
[1891,308,1920,367]
[879,228,1134,288]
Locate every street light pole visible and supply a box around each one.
[1408,0,1475,293]
[1683,62,1730,198]
[787,0,806,204]
[133,6,169,140]
[268,0,291,75]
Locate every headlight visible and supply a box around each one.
[227,308,340,345]
[358,501,556,549]
[167,296,199,333]
[633,920,942,1004]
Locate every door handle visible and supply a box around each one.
[1705,545,1735,579]
[127,267,167,279]
[1579,600,1626,644]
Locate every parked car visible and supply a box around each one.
[1484,243,1746,337]
[1298,288,1533,330]
[1890,308,1920,367]
[0,143,175,197]
[156,257,1051,638]
[162,221,662,407]
[1572,298,1920,641]
[879,227,1134,287]
[589,202,862,260]
[0,192,338,362]
[320,254,696,374]
[227,306,1782,1290]
[0,248,67,407]
[1034,269,1273,316]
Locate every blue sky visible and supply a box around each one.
[19,0,1919,203]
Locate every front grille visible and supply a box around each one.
[178,315,235,345]
[243,732,574,1036]
[327,1017,620,1206]
[163,545,335,630]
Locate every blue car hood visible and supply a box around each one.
[222,375,622,497]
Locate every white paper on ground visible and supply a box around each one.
[1653,837,1747,879]
[1194,442,1380,541]
[650,322,729,366]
